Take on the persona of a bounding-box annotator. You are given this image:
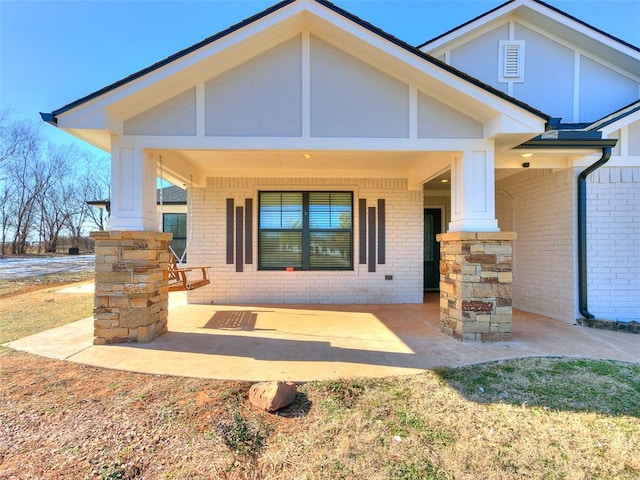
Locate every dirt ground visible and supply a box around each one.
[0,349,300,479]
[0,274,284,479]
[1,277,639,480]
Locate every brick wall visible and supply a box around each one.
[586,167,640,322]
[496,168,577,323]
[186,177,424,304]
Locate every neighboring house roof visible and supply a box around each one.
[87,186,187,210]
[40,0,549,126]
[157,186,187,204]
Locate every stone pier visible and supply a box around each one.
[90,231,173,345]
[437,232,515,342]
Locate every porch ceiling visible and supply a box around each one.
[155,144,604,189]
[155,148,456,188]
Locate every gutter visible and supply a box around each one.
[517,131,616,321]
[577,147,612,320]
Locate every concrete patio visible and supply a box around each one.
[5,292,639,382]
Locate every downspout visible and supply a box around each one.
[577,146,612,320]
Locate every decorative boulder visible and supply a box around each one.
[249,381,297,412]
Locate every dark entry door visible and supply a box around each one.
[424,209,442,291]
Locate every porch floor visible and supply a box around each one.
[5,293,639,382]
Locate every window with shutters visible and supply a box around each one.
[499,40,525,82]
[258,192,353,270]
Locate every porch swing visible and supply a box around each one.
[159,156,211,292]
[167,257,211,292]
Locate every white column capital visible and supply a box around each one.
[108,145,160,232]
[448,149,499,232]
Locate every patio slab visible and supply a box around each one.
[4,293,639,382]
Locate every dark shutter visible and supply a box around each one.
[359,199,367,264]
[245,198,253,265]
[236,206,243,272]
[226,199,234,264]
[377,199,385,265]
[368,207,376,273]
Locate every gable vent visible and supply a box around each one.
[499,41,524,82]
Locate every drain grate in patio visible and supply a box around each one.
[203,311,258,331]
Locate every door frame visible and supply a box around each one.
[424,205,446,292]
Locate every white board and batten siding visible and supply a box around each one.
[431,19,640,123]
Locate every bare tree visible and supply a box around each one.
[0,179,15,255]
[63,152,106,245]
[1,111,111,253]
[0,108,21,163]
[83,157,111,232]
[5,121,44,254]
[36,143,80,252]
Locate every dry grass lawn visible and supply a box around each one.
[1,274,639,479]
[0,272,94,344]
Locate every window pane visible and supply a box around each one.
[309,193,352,229]
[258,191,353,270]
[164,213,188,261]
[163,213,187,237]
[310,231,352,268]
[170,238,187,261]
[260,193,303,229]
[259,231,302,268]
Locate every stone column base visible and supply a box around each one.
[436,232,515,342]
[90,230,173,345]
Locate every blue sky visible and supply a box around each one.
[1,0,639,157]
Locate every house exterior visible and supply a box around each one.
[41,0,639,344]
[418,0,639,330]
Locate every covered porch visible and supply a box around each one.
[6,292,639,381]
[43,0,550,345]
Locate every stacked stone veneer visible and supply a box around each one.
[437,232,516,342]
[90,231,173,344]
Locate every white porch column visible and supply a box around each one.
[108,144,159,231]
[449,149,499,232]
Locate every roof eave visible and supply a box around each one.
[585,100,640,131]
[40,112,57,126]
[516,139,618,149]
